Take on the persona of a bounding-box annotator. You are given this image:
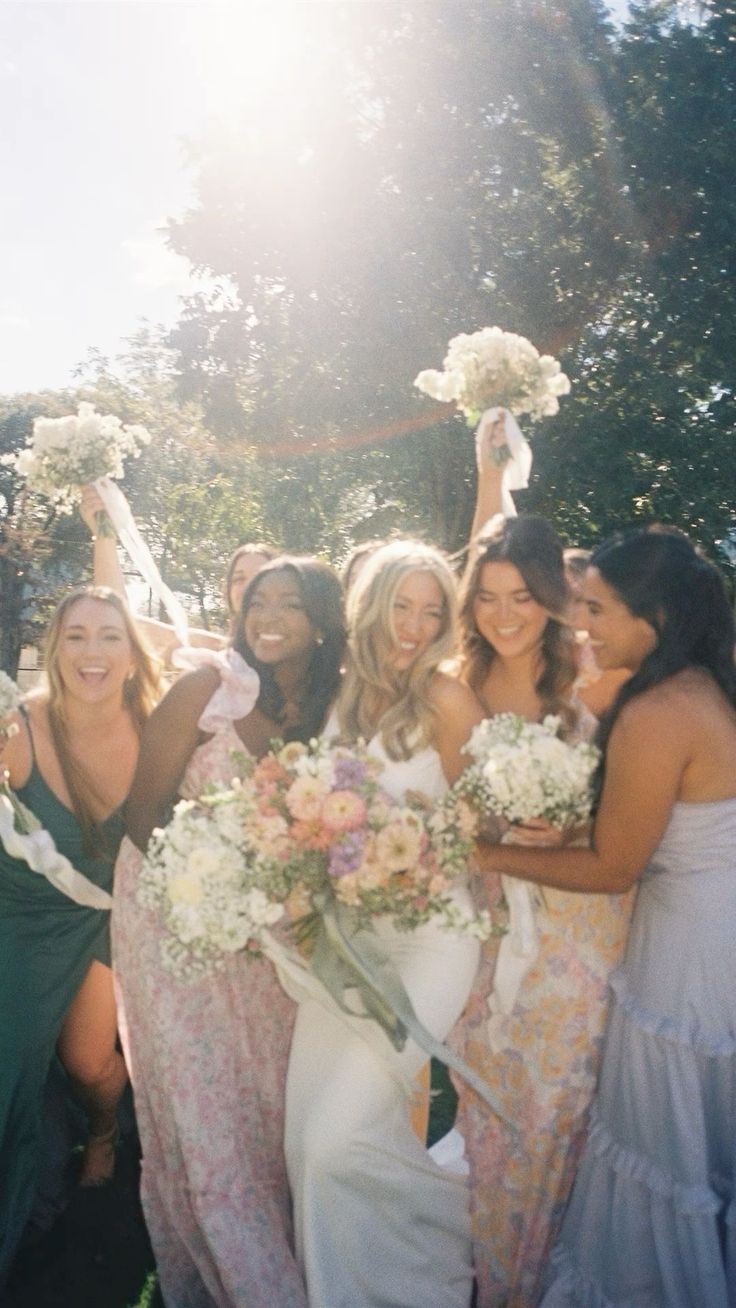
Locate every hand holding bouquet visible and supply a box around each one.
[139,737,490,982]
[415,326,571,477]
[451,712,599,833]
[4,402,151,536]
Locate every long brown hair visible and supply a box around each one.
[459,516,577,733]
[43,586,161,851]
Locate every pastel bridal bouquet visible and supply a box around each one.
[451,712,599,830]
[138,738,509,1118]
[139,737,490,981]
[4,402,151,535]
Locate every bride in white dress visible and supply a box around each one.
[284,540,485,1308]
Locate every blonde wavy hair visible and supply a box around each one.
[43,586,161,850]
[336,540,459,761]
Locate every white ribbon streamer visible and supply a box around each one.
[475,406,532,518]
[486,874,540,1054]
[0,793,113,909]
[93,477,190,646]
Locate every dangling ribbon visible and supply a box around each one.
[93,477,190,646]
[0,790,113,909]
[475,406,532,519]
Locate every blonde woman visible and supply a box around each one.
[285,540,485,1308]
[0,586,159,1286]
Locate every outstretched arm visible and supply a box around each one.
[474,696,685,893]
[125,666,220,851]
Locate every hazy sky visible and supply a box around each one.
[1,0,632,397]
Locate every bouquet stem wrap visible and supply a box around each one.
[94,477,190,646]
[475,406,532,519]
[262,891,515,1128]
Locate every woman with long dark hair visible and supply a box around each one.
[112,557,345,1308]
[453,514,634,1308]
[0,586,160,1286]
[475,526,736,1306]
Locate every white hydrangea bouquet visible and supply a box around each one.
[137,776,291,980]
[453,712,599,829]
[0,680,57,842]
[450,713,599,1041]
[415,326,571,428]
[0,670,21,729]
[4,401,151,535]
[0,672,27,827]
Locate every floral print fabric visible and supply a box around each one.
[112,726,306,1308]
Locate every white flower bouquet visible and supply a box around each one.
[452,713,599,830]
[4,402,151,535]
[415,327,571,465]
[0,671,21,726]
[137,777,291,980]
[0,672,40,837]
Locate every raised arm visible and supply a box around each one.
[80,484,225,663]
[80,485,128,598]
[125,666,220,851]
[474,694,687,894]
[469,412,507,546]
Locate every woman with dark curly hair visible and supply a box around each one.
[113,556,346,1308]
[453,503,634,1308]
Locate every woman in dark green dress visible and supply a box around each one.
[0,586,159,1287]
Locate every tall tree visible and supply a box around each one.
[168,0,630,549]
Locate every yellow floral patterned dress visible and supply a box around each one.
[453,729,635,1307]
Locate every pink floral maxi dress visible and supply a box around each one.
[453,715,635,1308]
[112,725,306,1308]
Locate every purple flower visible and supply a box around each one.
[328,832,366,878]
[334,756,368,790]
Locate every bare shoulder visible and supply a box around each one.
[614,669,722,745]
[148,665,221,728]
[428,670,483,716]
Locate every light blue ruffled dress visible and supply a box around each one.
[542,798,736,1308]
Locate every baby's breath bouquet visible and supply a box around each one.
[0,671,21,727]
[0,672,40,837]
[452,713,599,830]
[415,326,570,465]
[4,402,151,535]
[137,777,291,980]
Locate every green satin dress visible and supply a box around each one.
[0,746,123,1284]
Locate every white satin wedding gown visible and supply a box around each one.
[284,733,480,1308]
